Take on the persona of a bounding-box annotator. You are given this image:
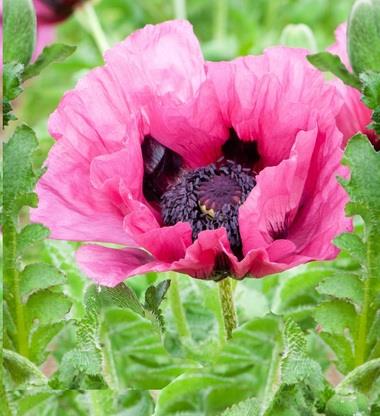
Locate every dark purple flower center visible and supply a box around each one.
[160,161,256,257]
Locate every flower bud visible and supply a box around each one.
[348,0,380,74]
[280,24,317,52]
[325,392,370,416]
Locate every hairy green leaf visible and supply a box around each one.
[20,263,65,298]
[221,398,260,416]
[317,273,364,306]
[2,62,24,126]
[50,350,107,390]
[314,300,357,336]
[17,224,50,254]
[3,125,39,218]
[23,44,77,81]
[29,323,65,365]
[307,52,361,88]
[3,0,36,65]
[320,333,355,374]
[25,291,72,327]
[96,283,144,316]
[3,349,47,388]
[144,279,171,330]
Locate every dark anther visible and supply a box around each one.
[141,136,183,203]
[221,128,260,168]
[161,161,256,259]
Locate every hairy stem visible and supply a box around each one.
[260,340,282,416]
[173,0,187,19]
[81,2,109,55]
[3,219,29,357]
[218,277,237,340]
[168,273,191,339]
[355,232,377,366]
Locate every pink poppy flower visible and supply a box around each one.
[32,20,351,286]
[328,23,378,149]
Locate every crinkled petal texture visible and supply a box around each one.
[33,20,350,286]
[207,47,342,169]
[327,23,374,146]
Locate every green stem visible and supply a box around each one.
[260,341,281,416]
[218,278,237,340]
[101,329,119,391]
[173,0,187,19]
[88,390,105,416]
[0,382,13,416]
[168,273,191,339]
[81,2,109,55]
[3,219,29,357]
[355,233,376,366]
[213,0,228,41]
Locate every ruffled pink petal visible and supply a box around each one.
[207,47,342,169]
[32,65,145,244]
[333,80,373,146]
[239,122,350,272]
[104,20,227,167]
[125,219,193,263]
[76,244,163,287]
[31,139,134,244]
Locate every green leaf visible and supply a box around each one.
[221,398,260,416]
[3,0,36,65]
[265,319,331,415]
[281,319,324,391]
[272,267,331,316]
[348,0,380,74]
[2,62,24,126]
[334,233,366,263]
[50,350,107,390]
[144,279,171,330]
[20,263,65,298]
[317,273,364,306]
[155,316,279,415]
[360,71,380,135]
[320,333,355,374]
[23,44,77,81]
[29,323,65,365]
[3,125,39,218]
[103,307,197,390]
[314,300,357,336]
[307,52,361,89]
[25,290,72,327]
[17,224,50,254]
[360,72,380,109]
[96,283,145,316]
[3,349,47,388]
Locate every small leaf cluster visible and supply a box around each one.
[3,126,72,395]
[2,0,75,126]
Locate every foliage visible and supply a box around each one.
[2,0,380,414]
